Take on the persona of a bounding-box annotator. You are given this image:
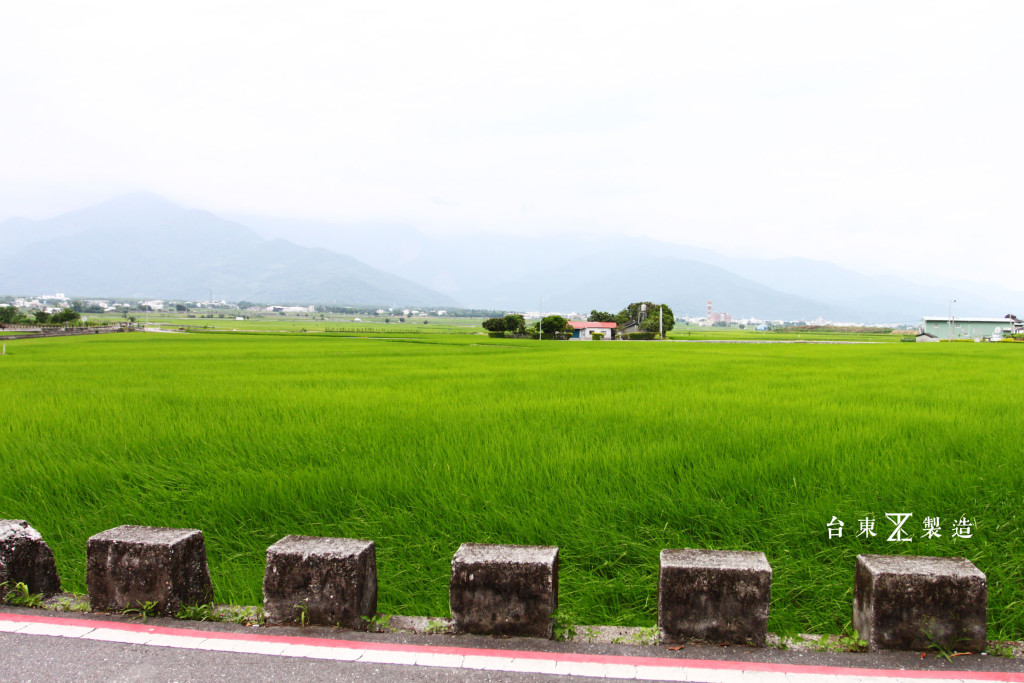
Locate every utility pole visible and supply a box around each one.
[539,298,543,341]
[659,306,663,339]
[948,299,956,341]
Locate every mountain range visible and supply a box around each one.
[2,192,1020,323]
[0,193,456,307]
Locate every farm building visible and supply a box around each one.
[921,316,1021,340]
[568,321,616,340]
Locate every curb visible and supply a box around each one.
[3,609,1022,682]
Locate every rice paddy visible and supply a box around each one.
[2,331,1022,638]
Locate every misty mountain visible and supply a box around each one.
[6,193,1019,322]
[233,215,1022,322]
[0,193,457,307]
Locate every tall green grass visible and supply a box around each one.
[1,333,1021,637]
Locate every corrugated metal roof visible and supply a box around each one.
[568,321,617,329]
[922,317,1014,323]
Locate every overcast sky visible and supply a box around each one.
[2,1,1022,288]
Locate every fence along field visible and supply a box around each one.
[1,332,1022,638]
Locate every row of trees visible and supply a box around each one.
[590,302,676,338]
[0,306,81,326]
[482,314,527,335]
[482,301,676,340]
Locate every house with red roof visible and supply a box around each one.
[568,320,617,340]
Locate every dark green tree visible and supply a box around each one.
[617,301,675,338]
[502,314,526,335]
[482,317,507,334]
[540,315,570,337]
[588,310,616,323]
[33,310,51,324]
[639,303,675,338]
[50,308,81,325]
[0,305,26,325]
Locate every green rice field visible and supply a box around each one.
[2,331,1022,638]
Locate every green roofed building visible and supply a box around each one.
[921,316,1022,340]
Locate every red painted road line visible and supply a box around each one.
[3,610,1022,681]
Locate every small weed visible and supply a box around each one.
[424,619,448,635]
[987,644,1015,658]
[294,602,310,628]
[552,610,577,642]
[579,626,600,643]
[812,629,867,653]
[222,606,262,626]
[122,601,159,623]
[175,603,221,622]
[922,628,971,662]
[1,582,43,608]
[630,626,660,646]
[360,613,396,633]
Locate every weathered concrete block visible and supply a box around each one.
[263,535,377,628]
[658,549,772,645]
[853,554,986,652]
[450,543,558,638]
[0,520,61,598]
[86,525,213,614]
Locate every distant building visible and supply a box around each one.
[568,321,616,340]
[921,317,1015,340]
[915,331,940,343]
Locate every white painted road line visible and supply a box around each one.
[414,652,466,669]
[16,622,94,638]
[358,648,420,665]
[299,645,364,661]
[197,637,291,655]
[1,612,1022,683]
[507,657,560,674]
[145,633,210,649]
[82,627,157,644]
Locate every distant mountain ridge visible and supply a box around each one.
[0,193,458,307]
[4,193,1019,322]
[234,214,1023,323]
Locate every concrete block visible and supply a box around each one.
[263,535,377,628]
[853,554,986,652]
[0,520,61,598]
[450,543,558,638]
[86,525,213,614]
[658,548,772,645]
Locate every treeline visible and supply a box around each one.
[481,301,677,340]
[784,325,896,334]
[0,305,82,326]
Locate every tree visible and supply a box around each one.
[588,310,616,323]
[540,315,570,337]
[502,314,526,335]
[482,317,507,334]
[0,305,26,325]
[33,310,51,324]
[639,303,675,338]
[50,308,81,325]
[617,301,675,338]
[175,304,187,312]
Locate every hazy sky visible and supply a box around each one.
[2,1,1022,288]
